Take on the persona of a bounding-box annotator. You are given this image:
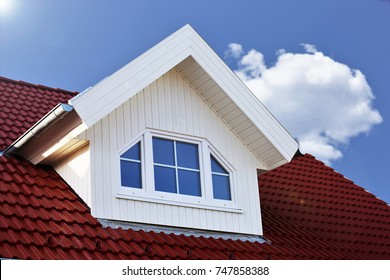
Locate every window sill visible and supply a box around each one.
[115,192,243,214]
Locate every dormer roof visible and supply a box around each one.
[4,25,297,170]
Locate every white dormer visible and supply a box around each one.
[8,25,298,236]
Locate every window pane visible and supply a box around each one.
[178,170,201,197]
[153,137,175,165]
[212,175,231,200]
[121,141,141,160]
[176,141,199,169]
[210,155,228,174]
[154,166,177,193]
[120,160,142,189]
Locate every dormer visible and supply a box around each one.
[5,25,298,236]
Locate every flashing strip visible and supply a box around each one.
[3,103,74,156]
[99,219,267,243]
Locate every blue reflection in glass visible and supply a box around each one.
[176,142,199,169]
[120,160,142,189]
[210,155,228,174]
[212,175,231,200]
[178,170,201,197]
[153,137,175,165]
[121,141,141,160]
[154,166,177,193]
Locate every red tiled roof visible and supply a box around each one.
[1,77,389,259]
[259,154,390,259]
[0,76,77,150]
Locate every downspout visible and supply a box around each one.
[3,103,74,156]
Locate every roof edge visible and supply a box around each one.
[0,76,78,96]
[4,103,75,156]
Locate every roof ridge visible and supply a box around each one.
[0,76,78,96]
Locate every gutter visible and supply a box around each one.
[3,103,74,156]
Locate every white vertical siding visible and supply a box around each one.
[53,145,92,207]
[82,69,265,235]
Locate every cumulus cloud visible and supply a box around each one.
[225,43,244,59]
[300,43,317,54]
[228,43,383,164]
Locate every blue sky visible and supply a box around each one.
[1,0,389,203]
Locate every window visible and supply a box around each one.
[211,155,231,200]
[118,130,236,211]
[120,141,142,189]
[153,137,201,197]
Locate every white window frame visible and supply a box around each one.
[116,129,241,213]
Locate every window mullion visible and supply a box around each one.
[144,131,154,194]
[202,141,213,201]
[174,140,179,194]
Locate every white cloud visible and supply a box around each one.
[225,43,244,59]
[238,49,267,79]
[229,44,383,164]
[300,43,317,54]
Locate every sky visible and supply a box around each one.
[0,0,389,203]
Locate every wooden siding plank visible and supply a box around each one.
[104,114,114,218]
[130,92,139,137]
[176,70,186,133]
[191,73,211,90]
[239,127,259,141]
[93,121,105,218]
[190,86,201,136]
[144,85,152,128]
[157,76,167,131]
[252,140,274,153]
[183,77,194,134]
[137,91,146,132]
[199,84,222,101]
[151,80,160,128]
[185,66,205,82]
[212,96,232,113]
[234,119,254,135]
[216,101,237,118]
[177,59,199,78]
[195,76,216,93]
[249,133,268,147]
[116,105,125,149]
[175,56,194,74]
[123,99,131,143]
[226,114,247,129]
[206,90,225,107]
[164,71,174,131]
[223,108,243,124]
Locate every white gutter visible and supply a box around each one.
[4,103,74,155]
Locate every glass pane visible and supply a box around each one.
[210,155,228,174]
[212,175,231,200]
[154,166,177,193]
[153,137,175,165]
[176,141,199,169]
[178,170,201,197]
[121,141,141,160]
[120,160,142,189]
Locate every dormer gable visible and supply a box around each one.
[69,25,298,169]
[5,25,298,237]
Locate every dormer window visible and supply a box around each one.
[117,129,238,212]
[153,137,201,197]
